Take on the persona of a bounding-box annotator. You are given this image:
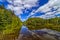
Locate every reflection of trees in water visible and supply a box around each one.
[17,26,60,40]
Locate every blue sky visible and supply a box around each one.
[0,0,60,21]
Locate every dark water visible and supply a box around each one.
[17,26,60,40]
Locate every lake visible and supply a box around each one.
[17,26,60,40]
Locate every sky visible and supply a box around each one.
[0,0,60,22]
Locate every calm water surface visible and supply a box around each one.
[17,26,60,40]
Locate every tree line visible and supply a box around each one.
[25,17,60,31]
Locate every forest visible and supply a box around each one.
[0,5,22,40]
[25,17,60,31]
[0,5,60,40]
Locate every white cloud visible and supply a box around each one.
[7,4,14,10]
[35,0,57,12]
[0,0,60,21]
[6,0,38,16]
[31,0,60,19]
[0,0,38,21]
[23,0,38,8]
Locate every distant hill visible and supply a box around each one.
[0,5,22,40]
[25,17,60,31]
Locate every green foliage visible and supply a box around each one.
[0,5,22,40]
[25,17,60,31]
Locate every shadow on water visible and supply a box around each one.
[17,25,60,40]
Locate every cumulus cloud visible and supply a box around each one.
[0,0,39,21]
[26,0,59,19]
[0,0,60,21]
[31,0,60,18]
[6,0,38,16]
